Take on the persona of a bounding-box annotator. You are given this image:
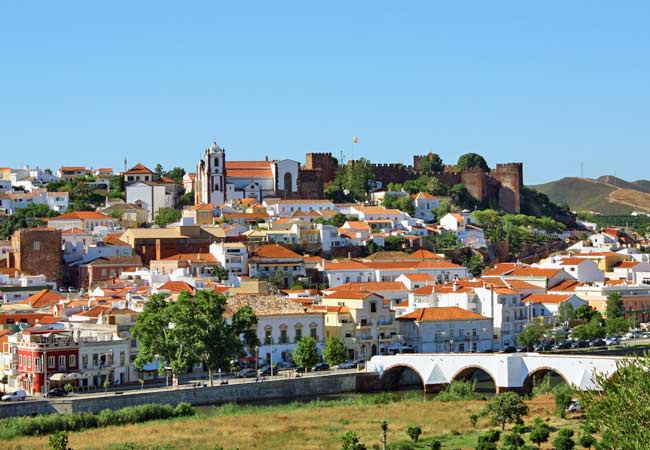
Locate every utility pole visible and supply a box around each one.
[381,421,388,450]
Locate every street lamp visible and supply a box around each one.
[255,345,259,374]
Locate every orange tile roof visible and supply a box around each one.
[158,281,196,294]
[60,166,87,171]
[20,289,65,308]
[560,257,589,266]
[411,249,443,259]
[161,176,181,184]
[62,227,86,235]
[324,290,379,300]
[312,305,351,314]
[413,285,435,295]
[549,279,583,291]
[504,279,544,291]
[224,212,269,220]
[253,244,302,259]
[103,234,129,246]
[76,305,110,317]
[124,163,154,174]
[414,192,437,200]
[450,213,465,221]
[160,253,218,263]
[357,206,402,215]
[50,211,113,221]
[482,263,519,276]
[397,306,489,322]
[614,261,640,269]
[509,267,561,278]
[343,221,371,230]
[191,203,215,211]
[331,282,408,292]
[401,273,434,281]
[523,293,571,304]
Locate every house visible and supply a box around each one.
[46,211,119,233]
[440,213,466,232]
[248,244,306,287]
[182,203,216,226]
[322,260,375,288]
[264,199,337,217]
[126,179,182,222]
[78,255,144,289]
[94,168,114,178]
[317,290,397,359]
[57,166,88,181]
[150,253,219,276]
[413,192,439,222]
[75,324,132,388]
[210,242,248,276]
[609,260,650,285]
[102,203,148,228]
[523,293,587,324]
[397,306,493,353]
[182,173,196,193]
[226,294,325,365]
[324,281,409,303]
[395,273,435,291]
[538,256,604,284]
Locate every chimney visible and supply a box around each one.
[453,280,459,292]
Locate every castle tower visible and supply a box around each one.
[195,141,226,205]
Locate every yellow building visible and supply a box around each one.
[314,290,398,360]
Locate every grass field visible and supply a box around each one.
[5,393,579,450]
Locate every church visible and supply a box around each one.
[194,142,301,205]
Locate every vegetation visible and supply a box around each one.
[132,291,257,383]
[417,153,444,174]
[406,425,422,443]
[292,336,320,368]
[552,428,575,450]
[387,175,448,196]
[314,213,351,228]
[322,336,349,367]
[435,380,485,402]
[459,253,484,277]
[325,157,375,202]
[516,325,546,351]
[0,403,195,440]
[383,194,414,215]
[456,153,489,172]
[154,208,181,227]
[482,392,529,430]
[528,418,550,449]
[341,431,367,450]
[0,203,58,239]
[46,175,106,210]
[553,384,575,418]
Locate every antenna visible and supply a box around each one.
[580,161,584,178]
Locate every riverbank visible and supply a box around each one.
[6,393,577,450]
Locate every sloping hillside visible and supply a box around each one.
[597,175,650,194]
[533,177,650,215]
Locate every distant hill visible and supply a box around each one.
[533,176,650,215]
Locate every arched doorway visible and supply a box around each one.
[523,368,569,395]
[451,366,497,394]
[381,365,424,391]
[283,172,293,197]
[371,344,378,356]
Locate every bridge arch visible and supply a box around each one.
[380,364,425,391]
[451,365,497,393]
[522,366,570,394]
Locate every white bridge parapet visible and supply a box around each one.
[366,353,622,393]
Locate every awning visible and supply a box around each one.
[65,373,84,381]
[142,361,160,371]
[49,373,66,381]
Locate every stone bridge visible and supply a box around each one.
[366,353,622,394]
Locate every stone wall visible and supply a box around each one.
[0,373,360,418]
[297,169,324,199]
[305,153,336,184]
[11,228,62,283]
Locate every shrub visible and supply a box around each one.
[482,392,529,430]
[435,380,484,402]
[406,425,422,442]
[553,384,575,418]
[174,402,195,417]
[553,428,575,450]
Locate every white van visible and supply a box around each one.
[1,390,27,401]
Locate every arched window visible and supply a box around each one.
[294,323,303,342]
[309,322,318,340]
[279,324,288,344]
[264,326,273,345]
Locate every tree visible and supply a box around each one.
[406,425,422,443]
[558,302,575,324]
[482,391,529,430]
[384,235,407,251]
[194,290,258,386]
[578,432,597,449]
[154,208,181,227]
[429,439,441,450]
[529,417,550,449]
[292,336,319,368]
[418,153,444,173]
[581,355,650,449]
[502,431,527,450]
[213,265,229,282]
[63,383,73,394]
[268,269,287,292]
[49,431,72,450]
[574,305,599,322]
[0,203,58,239]
[553,383,575,418]
[103,379,111,392]
[179,190,195,207]
[460,254,484,277]
[323,336,349,367]
[516,325,546,351]
[606,292,624,320]
[456,152,489,172]
[164,167,186,183]
[571,318,605,342]
[325,158,375,203]
[155,164,164,178]
[476,429,500,450]
[341,431,367,450]
[553,428,575,450]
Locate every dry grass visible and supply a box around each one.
[6,395,576,450]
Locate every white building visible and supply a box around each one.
[413,192,439,222]
[523,293,587,324]
[210,242,248,276]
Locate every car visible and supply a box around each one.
[294,366,307,373]
[45,387,68,398]
[257,366,278,376]
[572,340,590,349]
[591,338,606,347]
[236,368,257,378]
[312,362,330,371]
[554,341,573,350]
[500,346,517,353]
[605,337,620,346]
[337,360,358,369]
[1,390,26,401]
[566,399,582,413]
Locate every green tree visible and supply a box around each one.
[267,269,287,292]
[502,431,527,450]
[0,203,58,239]
[431,198,453,220]
[384,235,407,251]
[571,317,605,342]
[49,431,72,450]
[460,254,484,277]
[382,194,414,215]
[578,432,597,449]
[155,164,164,178]
[482,392,529,430]
[456,152,489,172]
[574,305,600,322]
[516,325,546,351]
[341,431,367,450]
[418,153,444,174]
[325,158,375,203]
[155,208,181,227]
[194,290,258,386]
[164,167,186,183]
[529,417,550,449]
[429,439,441,450]
[553,428,575,450]
[213,265,229,281]
[476,429,500,450]
[581,355,650,449]
[606,292,624,319]
[558,302,575,324]
[63,383,73,394]
[292,336,320,369]
[133,293,203,381]
[179,190,195,207]
[553,383,575,418]
[322,336,349,367]
[103,379,111,392]
[406,425,422,443]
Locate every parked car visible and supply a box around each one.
[294,366,307,374]
[312,362,330,371]
[591,338,606,347]
[605,337,620,346]
[45,387,68,398]
[1,390,26,401]
[500,346,517,353]
[554,341,573,350]
[257,366,278,376]
[237,368,257,378]
[566,399,582,412]
[337,360,358,369]
[572,340,590,349]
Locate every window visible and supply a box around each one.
[120,352,126,367]
[310,326,318,340]
[295,326,302,342]
[33,241,41,251]
[58,355,66,370]
[280,329,288,344]
[19,355,23,367]
[27,356,31,369]
[82,354,88,369]
[48,356,55,368]
[214,158,219,168]
[69,355,76,367]
[264,327,273,345]
[370,302,377,313]
[34,357,41,372]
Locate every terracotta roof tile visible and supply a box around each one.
[158,281,196,294]
[20,290,65,308]
[253,244,302,259]
[523,293,572,304]
[397,306,489,322]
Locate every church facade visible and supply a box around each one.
[195,142,301,205]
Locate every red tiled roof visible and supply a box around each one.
[62,227,86,235]
[401,273,434,282]
[509,267,561,278]
[124,163,154,175]
[158,281,196,294]
[413,285,435,295]
[160,253,218,263]
[614,261,640,269]
[20,290,65,308]
[331,282,408,292]
[523,294,571,304]
[413,192,437,200]
[397,306,488,322]
[254,244,302,259]
[50,211,113,221]
[76,305,110,317]
[549,280,583,292]
[482,263,518,276]
[411,249,443,259]
[560,257,589,266]
[324,290,379,300]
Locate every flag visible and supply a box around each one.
[352,136,358,144]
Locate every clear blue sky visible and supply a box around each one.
[2,1,649,185]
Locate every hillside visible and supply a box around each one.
[533,176,650,215]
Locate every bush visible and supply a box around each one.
[406,425,422,442]
[174,402,195,417]
[435,380,484,402]
[553,384,575,418]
